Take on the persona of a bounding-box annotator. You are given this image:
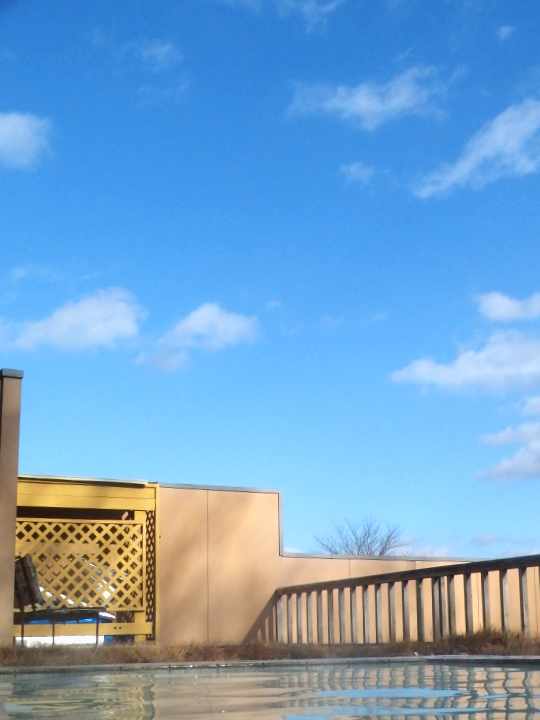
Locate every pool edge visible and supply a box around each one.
[2,654,540,675]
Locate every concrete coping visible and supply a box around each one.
[1,655,540,675]
[0,369,23,379]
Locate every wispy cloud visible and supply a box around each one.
[138,40,182,71]
[497,25,515,41]
[290,66,447,131]
[476,291,540,322]
[393,290,540,478]
[4,288,144,351]
[217,0,347,28]
[0,112,50,170]
[392,332,540,391]
[92,31,187,103]
[486,446,540,480]
[8,264,58,284]
[218,0,261,9]
[136,80,190,107]
[278,0,347,30]
[482,421,540,480]
[92,30,182,70]
[470,534,537,553]
[405,541,452,558]
[482,421,540,447]
[523,396,540,416]
[144,302,258,370]
[320,313,344,330]
[339,161,375,184]
[416,98,540,198]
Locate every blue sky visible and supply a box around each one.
[2,0,540,558]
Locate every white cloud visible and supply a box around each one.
[523,396,540,416]
[92,31,187,104]
[487,445,540,480]
[339,161,375,184]
[416,98,540,198]
[392,332,540,391]
[290,66,444,131]
[481,422,540,480]
[278,0,347,30]
[149,303,258,370]
[497,25,515,41]
[471,534,502,547]
[136,80,189,107]
[0,112,50,169]
[9,266,32,283]
[405,542,452,558]
[139,40,182,70]
[218,0,346,27]
[470,534,537,554]
[12,288,144,351]
[8,264,57,284]
[218,0,261,9]
[477,291,540,322]
[482,421,540,446]
[320,313,343,330]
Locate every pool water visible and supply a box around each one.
[1,662,539,719]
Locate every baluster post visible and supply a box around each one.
[338,588,345,644]
[500,569,509,633]
[464,573,473,636]
[388,582,396,643]
[432,578,441,640]
[350,587,357,644]
[363,585,370,644]
[306,591,313,644]
[481,571,490,630]
[416,579,424,641]
[375,584,383,643]
[276,594,284,643]
[440,576,448,637]
[327,589,335,645]
[296,592,303,644]
[317,591,323,644]
[287,594,293,644]
[448,575,456,636]
[402,580,410,641]
[520,568,529,635]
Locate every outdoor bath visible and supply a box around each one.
[1,661,540,719]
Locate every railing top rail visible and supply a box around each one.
[275,553,540,596]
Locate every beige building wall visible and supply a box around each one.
[156,484,466,644]
[0,370,23,647]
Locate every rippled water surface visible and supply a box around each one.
[1,662,540,719]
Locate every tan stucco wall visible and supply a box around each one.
[157,486,282,644]
[156,484,465,644]
[0,371,23,647]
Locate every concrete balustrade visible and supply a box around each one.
[271,555,540,644]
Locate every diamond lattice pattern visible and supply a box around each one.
[15,519,146,612]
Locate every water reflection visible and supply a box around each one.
[1,663,540,719]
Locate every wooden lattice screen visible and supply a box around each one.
[15,518,146,612]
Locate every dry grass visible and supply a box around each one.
[1,631,540,667]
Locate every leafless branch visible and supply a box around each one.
[315,518,406,557]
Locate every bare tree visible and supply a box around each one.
[315,518,406,557]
